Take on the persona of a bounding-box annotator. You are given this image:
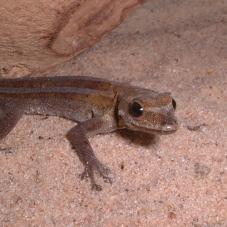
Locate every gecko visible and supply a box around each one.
[0,76,178,190]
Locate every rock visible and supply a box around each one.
[0,0,142,76]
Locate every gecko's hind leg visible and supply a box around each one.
[0,103,22,140]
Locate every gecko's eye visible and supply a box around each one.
[172,98,176,110]
[129,102,144,117]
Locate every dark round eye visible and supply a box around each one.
[172,98,176,110]
[129,102,144,117]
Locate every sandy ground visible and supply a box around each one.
[1,0,227,226]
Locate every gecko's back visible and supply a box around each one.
[0,76,112,90]
[0,76,116,122]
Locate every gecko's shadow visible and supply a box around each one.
[116,129,159,147]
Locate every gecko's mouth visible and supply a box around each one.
[129,126,178,135]
[130,121,178,135]
[155,128,178,135]
[147,128,177,135]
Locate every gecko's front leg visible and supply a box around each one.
[66,116,117,191]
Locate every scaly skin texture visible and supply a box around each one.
[0,76,177,190]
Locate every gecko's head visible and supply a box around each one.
[117,90,178,135]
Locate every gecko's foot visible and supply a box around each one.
[80,164,112,183]
[91,183,102,191]
[95,162,112,184]
[80,169,103,191]
[79,161,112,190]
[101,173,112,184]
[0,147,14,155]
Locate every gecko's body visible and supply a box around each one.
[0,76,177,190]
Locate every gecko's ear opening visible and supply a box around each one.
[117,98,129,128]
[172,98,176,110]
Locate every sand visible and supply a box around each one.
[1,0,227,226]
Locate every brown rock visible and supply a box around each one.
[0,0,142,76]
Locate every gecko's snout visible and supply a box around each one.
[162,116,178,133]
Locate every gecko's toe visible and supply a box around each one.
[79,170,89,181]
[96,163,111,175]
[0,147,14,155]
[91,183,102,191]
[102,175,113,184]
[96,165,113,184]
